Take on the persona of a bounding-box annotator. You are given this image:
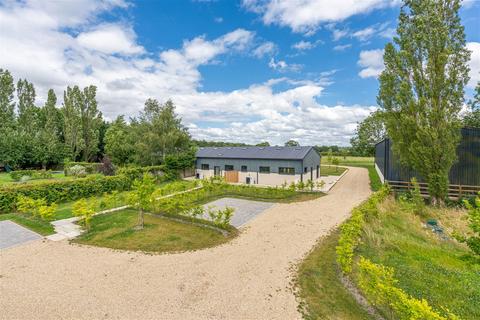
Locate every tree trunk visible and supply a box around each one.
[137,208,144,229]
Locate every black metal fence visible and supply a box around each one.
[375,127,480,187]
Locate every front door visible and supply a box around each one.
[214,166,221,176]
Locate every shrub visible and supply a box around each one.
[0,175,131,213]
[117,165,167,181]
[16,195,56,220]
[10,170,53,181]
[72,198,96,230]
[357,257,459,320]
[38,203,57,220]
[99,156,115,176]
[64,162,102,176]
[336,186,390,273]
[69,165,87,177]
[207,206,234,228]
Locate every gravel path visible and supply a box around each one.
[0,167,370,320]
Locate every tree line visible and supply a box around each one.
[0,69,193,169]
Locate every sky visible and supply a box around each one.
[0,0,479,146]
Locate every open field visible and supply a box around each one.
[356,198,480,319]
[74,208,235,253]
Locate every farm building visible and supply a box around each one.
[375,126,480,196]
[195,146,321,186]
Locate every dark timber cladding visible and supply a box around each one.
[375,127,480,186]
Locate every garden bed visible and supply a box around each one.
[73,209,236,253]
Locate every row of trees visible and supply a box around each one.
[0,69,105,168]
[0,69,193,169]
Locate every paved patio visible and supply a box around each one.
[0,220,42,249]
[203,197,275,227]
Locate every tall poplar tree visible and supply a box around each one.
[62,86,84,161]
[378,0,471,204]
[80,85,102,161]
[0,69,21,167]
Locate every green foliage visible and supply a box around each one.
[336,186,390,273]
[284,139,300,147]
[15,195,56,220]
[378,0,470,203]
[104,115,135,165]
[0,174,131,212]
[350,110,386,157]
[72,198,95,229]
[10,170,53,181]
[68,165,87,177]
[117,165,169,181]
[206,206,234,228]
[455,193,480,256]
[463,82,480,128]
[357,257,459,320]
[398,177,426,216]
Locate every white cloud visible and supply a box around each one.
[332,28,349,41]
[252,41,277,58]
[358,49,384,78]
[352,27,376,41]
[77,24,144,55]
[292,40,314,50]
[467,42,480,89]
[333,44,351,51]
[0,0,376,146]
[242,0,397,34]
[268,58,302,72]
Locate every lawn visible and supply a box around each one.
[296,229,373,320]
[73,208,236,253]
[0,171,80,185]
[320,165,347,176]
[355,199,480,319]
[0,213,55,235]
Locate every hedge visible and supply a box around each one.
[117,165,177,181]
[0,175,131,213]
[10,170,53,181]
[64,162,102,176]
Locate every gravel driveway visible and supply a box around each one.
[0,167,370,320]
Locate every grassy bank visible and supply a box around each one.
[297,229,372,320]
[356,199,480,319]
[73,208,236,253]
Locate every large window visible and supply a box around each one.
[201,164,209,170]
[225,165,234,171]
[259,166,270,173]
[241,165,247,172]
[279,167,295,175]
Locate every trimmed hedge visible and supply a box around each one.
[10,170,53,181]
[0,175,131,212]
[117,165,176,181]
[64,162,102,176]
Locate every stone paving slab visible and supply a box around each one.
[203,197,275,228]
[0,220,42,249]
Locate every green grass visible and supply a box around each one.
[0,213,55,235]
[297,229,373,320]
[0,171,78,185]
[322,156,374,165]
[355,199,480,319]
[320,165,347,176]
[73,209,235,253]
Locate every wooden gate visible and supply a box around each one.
[224,170,239,183]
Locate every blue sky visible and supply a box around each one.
[1,0,479,145]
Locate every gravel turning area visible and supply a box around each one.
[203,197,274,227]
[0,167,370,320]
[0,220,41,249]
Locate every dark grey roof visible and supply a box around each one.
[196,146,315,160]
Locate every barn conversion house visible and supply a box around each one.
[195,146,321,186]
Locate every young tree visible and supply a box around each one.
[350,110,386,156]
[464,82,480,127]
[134,99,191,165]
[284,139,300,147]
[62,86,84,161]
[377,0,471,205]
[80,85,102,162]
[105,115,135,165]
[128,173,156,229]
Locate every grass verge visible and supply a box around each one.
[296,229,373,320]
[320,165,347,176]
[73,209,236,253]
[0,213,55,235]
